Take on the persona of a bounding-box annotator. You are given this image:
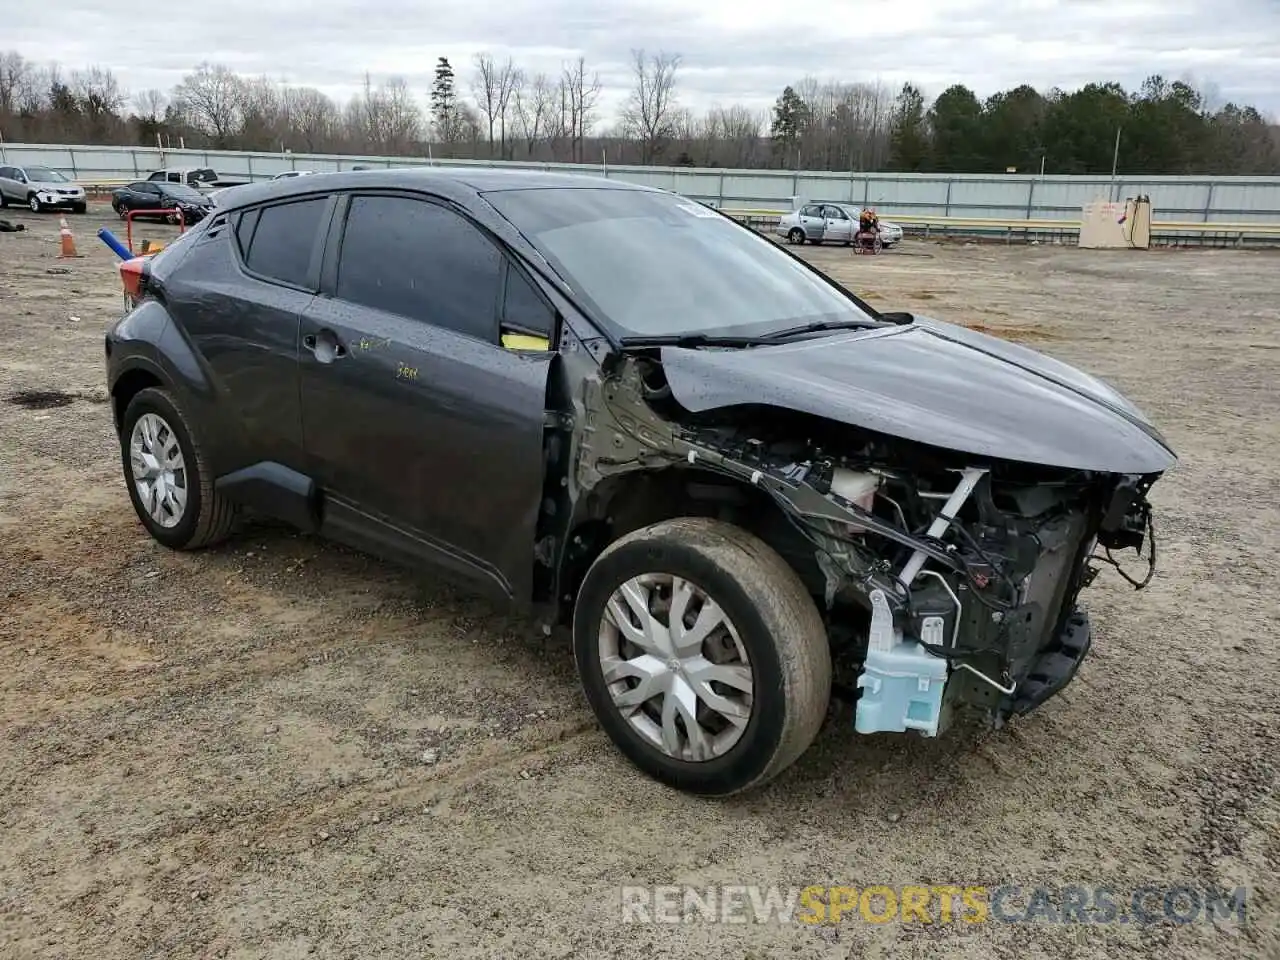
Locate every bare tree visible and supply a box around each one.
[171,62,244,146]
[283,86,338,152]
[622,49,681,163]
[0,50,33,117]
[496,62,522,159]
[559,56,601,163]
[133,88,168,122]
[347,74,421,155]
[71,66,127,127]
[472,54,525,159]
[238,75,284,150]
[513,71,553,158]
[378,76,422,153]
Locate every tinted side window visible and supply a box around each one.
[336,195,502,342]
[502,263,554,337]
[242,197,328,288]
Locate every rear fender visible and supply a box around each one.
[106,300,229,463]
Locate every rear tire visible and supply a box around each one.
[573,517,831,796]
[120,387,237,550]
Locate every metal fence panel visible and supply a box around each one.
[3,142,1279,223]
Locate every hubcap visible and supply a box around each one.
[29,197,39,211]
[598,573,754,762]
[129,413,188,528]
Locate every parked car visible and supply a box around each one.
[104,169,1174,796]
[111,181,215,223]
[147,167,252,195]
[777,203,902,247]
[0,164,87,213]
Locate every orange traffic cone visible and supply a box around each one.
[58,216,79,258]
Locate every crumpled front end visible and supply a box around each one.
[573,354,1166,738]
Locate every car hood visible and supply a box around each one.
[33,180,82,191]
[658,316,1176,474]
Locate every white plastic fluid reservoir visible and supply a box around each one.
[830,468,879,511]
[854,594,947,737]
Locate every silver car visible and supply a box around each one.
[0,164,87,213]
[776,202,902,247]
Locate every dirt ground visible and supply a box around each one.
[1,205,1277,960]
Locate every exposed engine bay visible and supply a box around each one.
[565,352,1160,736]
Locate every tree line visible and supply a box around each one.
[0,48,1276,175]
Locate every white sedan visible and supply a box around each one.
[776,203,902,247]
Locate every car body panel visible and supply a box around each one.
[298,293,552,600]
[658,318,1175,473]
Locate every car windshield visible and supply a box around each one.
[484,187,878,338]
[24,167,67,182]
[161,184,206,201]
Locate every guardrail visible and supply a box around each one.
[721,208,1280,246]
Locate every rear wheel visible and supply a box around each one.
[573,518,832,796]
[119,387,237,550]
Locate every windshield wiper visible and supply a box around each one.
[759,318,890,342]
[617,333,777,350]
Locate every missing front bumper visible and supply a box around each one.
[1004,606,1092,719]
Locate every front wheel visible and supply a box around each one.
[787,227,805,244]
[27,194,40,213]
[573,517,832,796]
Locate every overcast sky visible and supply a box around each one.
[9,0,1280,120]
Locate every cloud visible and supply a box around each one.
[6,0,1279,120]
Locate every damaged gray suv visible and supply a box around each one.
[104,170,1175,795]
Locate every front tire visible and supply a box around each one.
[787,227,805,245]
[573,518,831,796]
[27,194,40,213]
[119,387,237,550]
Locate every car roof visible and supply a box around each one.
[212,167,659,213]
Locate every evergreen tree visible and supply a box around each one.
[770,85,809,167]
[888,83,929,171]
[431,57,458,145]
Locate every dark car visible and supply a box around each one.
[111,181,214,224]
[103,169,1175,796]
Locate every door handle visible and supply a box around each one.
[303,329,347,363]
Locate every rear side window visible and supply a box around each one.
[241,197,328,288]
[335,195,502,342]
[235,208,260,258]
